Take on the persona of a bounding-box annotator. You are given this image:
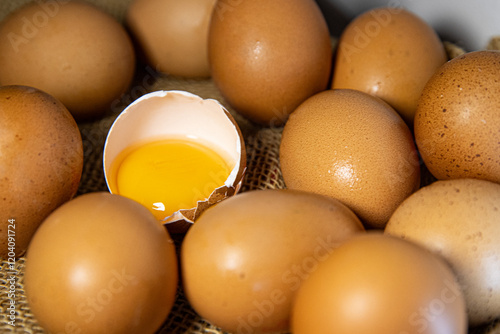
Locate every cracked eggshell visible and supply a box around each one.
[103,90,246,233]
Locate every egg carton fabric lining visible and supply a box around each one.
[0,0,499,333]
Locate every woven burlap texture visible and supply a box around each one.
[0,77,285,334]
[1,1,499,333]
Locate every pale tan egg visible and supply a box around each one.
[385,178,500,326]
[126,0,217,78]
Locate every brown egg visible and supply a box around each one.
[24,192,178,334]
[292,233,467,334]
[332,7,447,125]
[385,178,500,326]
[208,0,332,126]
[415,50,500,184]
[280,89,420,229]
[181,189,365,333]
[126,0,217,78]
[0,1,135,120]
[0,85,83,259]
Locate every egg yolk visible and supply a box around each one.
[109,139,231,220]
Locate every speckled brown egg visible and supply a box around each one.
[208,0,332,126]
[332,7,447,125]
[0,1,136,120]
[126,0,217,78]
[415,50,500,184]
[0,85,83,259]
[280,89,420,229]
[385,178,500,326]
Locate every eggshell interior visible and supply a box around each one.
[103,90,246,232]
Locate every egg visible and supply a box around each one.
[0,0,136,120]
[24,192,178,334]
[0,85,83,258]
[208,0,332,126]
[280,89,420,229]
[291,233,467,334]
[385,178,500,326]
[415,50,500,184]
[103,90,246,233]
[332,7,447,125]
[181,189,365,333]
[126,0,217,78]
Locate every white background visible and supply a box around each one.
[317,0,500,51]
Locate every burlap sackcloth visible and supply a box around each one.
[0,0,499,333]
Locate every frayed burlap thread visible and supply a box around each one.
[487,36,500,51]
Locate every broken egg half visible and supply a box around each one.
[103,90,246,233]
